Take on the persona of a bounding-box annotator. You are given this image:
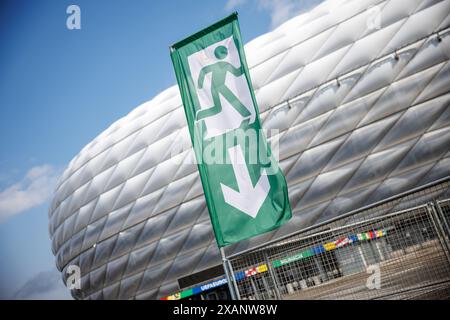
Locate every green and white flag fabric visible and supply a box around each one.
[170,13,291,247]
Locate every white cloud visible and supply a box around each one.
[225,0,247,11]
[225,0,325,29]
[0,165,60,223]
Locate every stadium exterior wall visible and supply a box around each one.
[48,0,450,299]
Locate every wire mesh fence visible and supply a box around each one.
[228,178,450,300]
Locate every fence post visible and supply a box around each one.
[220,247,238,300]
[264,251,283,300]
[225,256,241,300]
[433,200,450,241]
[426,203,450,264]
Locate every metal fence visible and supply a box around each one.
[228,178,450,300]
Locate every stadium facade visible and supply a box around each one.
[49,0,450,300]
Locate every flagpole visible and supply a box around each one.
[226,256,241,300]
[220,247,239,300]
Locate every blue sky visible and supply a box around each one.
[0,0,323,299]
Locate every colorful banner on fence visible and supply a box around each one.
[272,228,387,268]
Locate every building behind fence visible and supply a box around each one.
[227,177,450,300]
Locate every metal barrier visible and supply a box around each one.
[228,178,450,300]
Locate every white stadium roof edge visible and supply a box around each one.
[49,0,450,300]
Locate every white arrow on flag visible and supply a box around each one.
[220,145,270,218]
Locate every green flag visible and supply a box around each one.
[170,13,291,247]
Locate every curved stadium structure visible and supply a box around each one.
[49,0,450,299]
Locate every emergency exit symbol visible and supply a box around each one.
[220,145,270,218]
[188,39,270,218]
[196,45,251,121]
[187,36,256,139]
